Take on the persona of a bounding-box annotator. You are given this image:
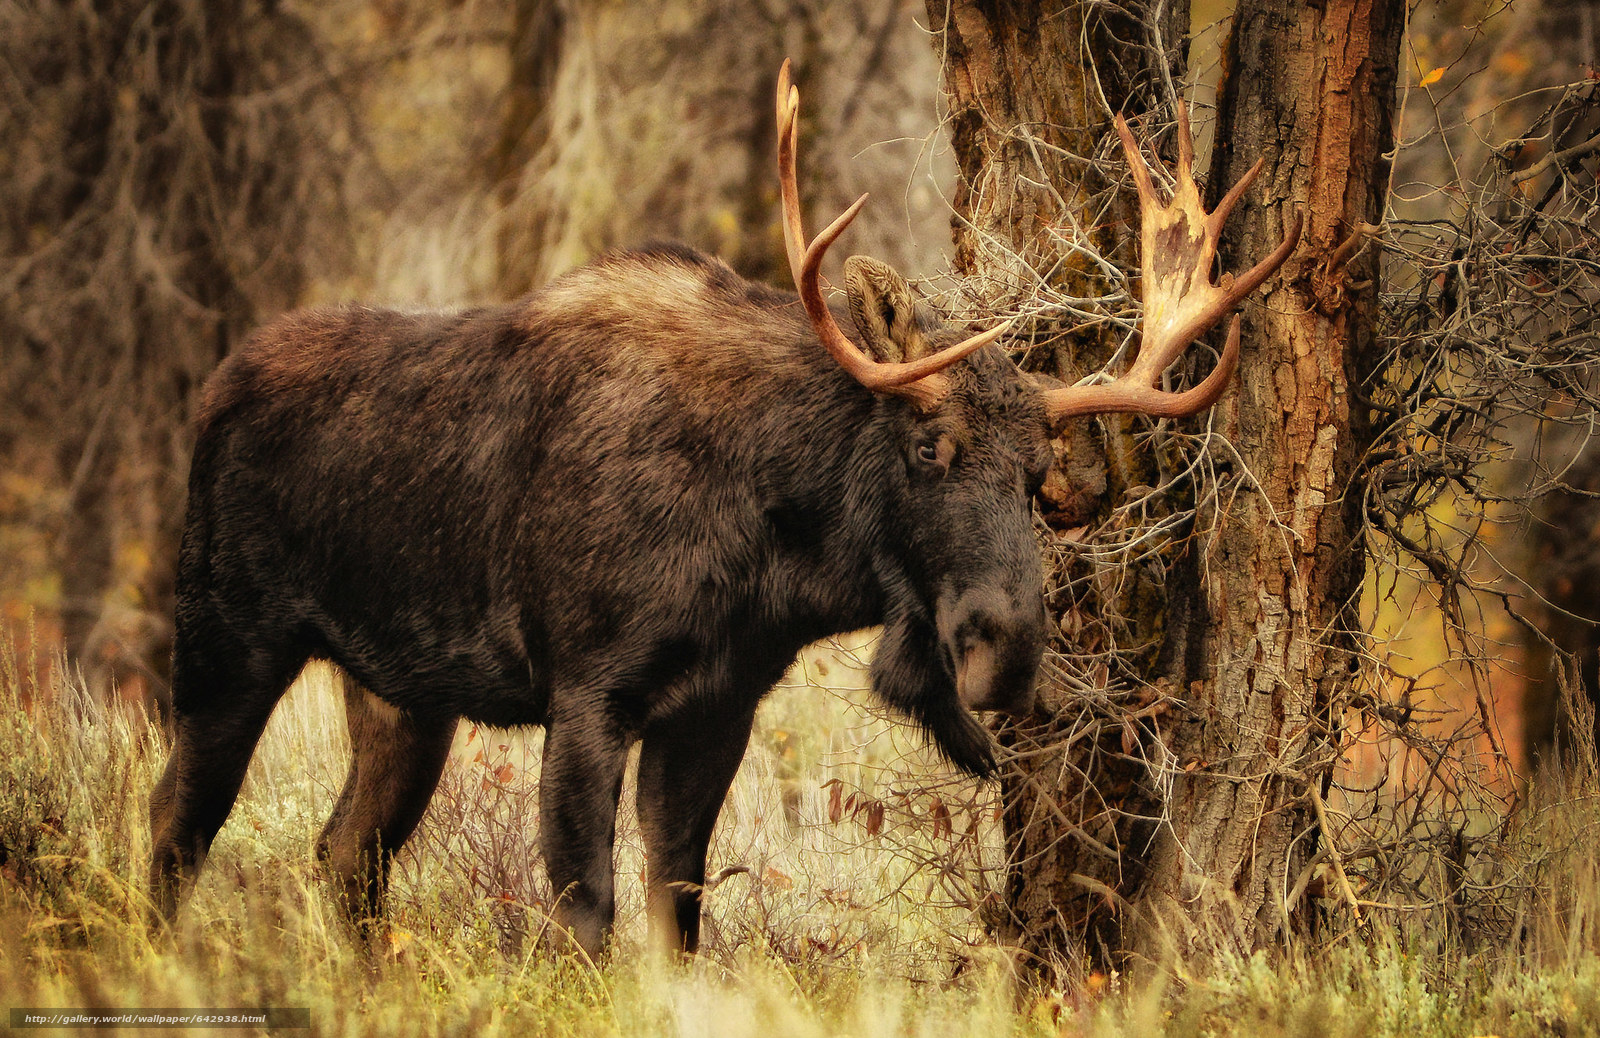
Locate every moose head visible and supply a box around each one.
[770,59,1300,773]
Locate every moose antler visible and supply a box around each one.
[1042,107,1303,425]
[776,60,1009,409]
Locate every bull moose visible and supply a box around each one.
[148,62,1299,958]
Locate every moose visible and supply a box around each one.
[148,62,1299,959]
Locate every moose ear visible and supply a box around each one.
[843,255,928,364]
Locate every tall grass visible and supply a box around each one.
[3,625,1600,1037]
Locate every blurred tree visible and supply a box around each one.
[1485,0,1600,772]
[494,0,568,296]
[490,0,946,290]
[1523,445,1600,769]
[926,0,1402,965]
[0,0,351,709]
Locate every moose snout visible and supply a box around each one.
[936,585,1046,715]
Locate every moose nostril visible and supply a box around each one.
[939,587,1037,649]
[937,586,1046,713]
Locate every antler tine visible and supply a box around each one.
[1044,106,1300,429]
[1115,114,1161,210]
[799,193,869,301]
[1208,157,1264,239]
[774,59,1011,404]
[776,61,806,286]
[1046,314,1242,422]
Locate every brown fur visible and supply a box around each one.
[150,243,1054,958]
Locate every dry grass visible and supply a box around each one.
[3,626,1600,1037]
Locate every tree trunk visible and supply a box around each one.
[928,0,1403,967]
[924,0,1192,966]
[1142,0,1402,958]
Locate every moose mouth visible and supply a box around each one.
[954,639,999,709]
[950,638,1038,714]
[938,588,1043,715]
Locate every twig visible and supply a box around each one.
[1309,783,1365,927]
[1510,127,1600,185]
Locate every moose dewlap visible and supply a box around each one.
[147,61,1298,959]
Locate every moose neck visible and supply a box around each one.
[739,363,912,651]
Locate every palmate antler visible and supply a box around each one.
[776,60,1009,409]
[1041,107,1303,425]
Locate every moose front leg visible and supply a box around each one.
[636,703,757,955]
[539,718,629,960]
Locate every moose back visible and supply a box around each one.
[148,62,1298,958]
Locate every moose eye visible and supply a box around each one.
[911,434,955,479]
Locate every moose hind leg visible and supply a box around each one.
[539,718,629,960]
[636,703,757,955]
[148,638,304,923]
[316,674,455,926]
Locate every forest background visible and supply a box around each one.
[6,1,1600,1035]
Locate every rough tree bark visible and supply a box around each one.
[927,0,1403,965]
[1145,0,1403,957]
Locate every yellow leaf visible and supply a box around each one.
[1419,67,1444,87]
